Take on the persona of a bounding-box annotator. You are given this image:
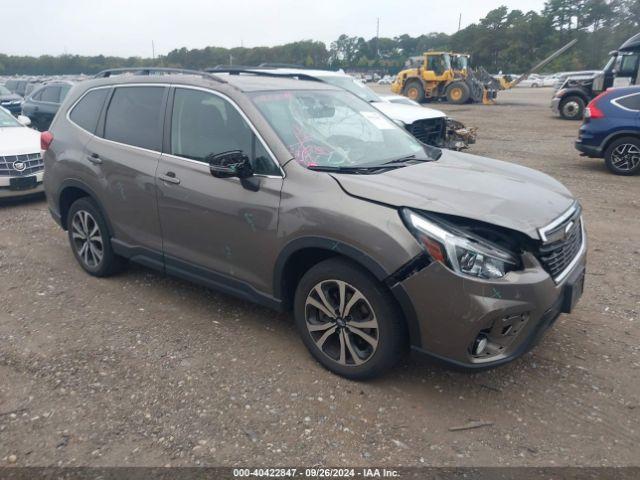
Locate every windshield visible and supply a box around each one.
[452,55,469,70]
[316,75,381,103]
[603,55,616,72]
[0,85,11,95]
[251,89,434,169]
[0,108,20,127]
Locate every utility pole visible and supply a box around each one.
[458,13,462,31]
[376,17,380,58]
[151,40,155,61]
[229,53,233,66]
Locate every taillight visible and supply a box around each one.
[41,131,54,150]
[585,90,612,119]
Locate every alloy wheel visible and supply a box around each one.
[71,210,104,268]
[304,280,379,366]
[611,143,640,172]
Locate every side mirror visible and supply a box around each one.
[17,115,31,127]
[207,150,253,179]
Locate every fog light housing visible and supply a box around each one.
[472,335,488,356]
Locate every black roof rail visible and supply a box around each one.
[93,67,226,83]
[203,67,321,82]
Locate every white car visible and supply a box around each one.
[0,107,44,198]
[516,74,544,88]
[218,68,476,150]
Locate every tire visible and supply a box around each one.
[402,81,425,103]
[532,83,539,88]
[446,82,471,104]
[559,95,585,120]
[604,136,640,176]
[294,258,407,380]
[67,197,126,277]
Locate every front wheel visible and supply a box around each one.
[402,81,425,103]
[294,258,407,380]
[559,96,585,120]
[604,136,640,175]
[446,82,471,104]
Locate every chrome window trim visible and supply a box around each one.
[64,83,285,178]
[552,219,586,284]
[537,201,580,243]
[611,92,640,112]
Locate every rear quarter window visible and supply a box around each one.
[103,86,165,151]
[69,89,109,133]
[616,93,640,111]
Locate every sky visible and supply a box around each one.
[3,0,547,57]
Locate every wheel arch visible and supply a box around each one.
[601,131,640,154]
[57,179,113,235]
[559,88,590,104]
[274,237,422,347]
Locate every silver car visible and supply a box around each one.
[43,68,586,379]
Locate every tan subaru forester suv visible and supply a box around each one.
[43,68,586,379]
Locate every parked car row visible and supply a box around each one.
[1,75,85,131]
[38,68,586,379]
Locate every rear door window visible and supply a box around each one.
[41,86,61,103]
[69,89,109,133]
[103,86,166,151]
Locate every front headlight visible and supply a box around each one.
[401,209,519,279]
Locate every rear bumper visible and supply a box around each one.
[394,249,587,370]
[575,140,602,157]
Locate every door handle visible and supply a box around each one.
[159,172,180,184]
[87,153,102,165]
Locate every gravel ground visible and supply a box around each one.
[0,87,638,467]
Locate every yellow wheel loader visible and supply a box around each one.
[391,40,577,105]
[391,52,493,104]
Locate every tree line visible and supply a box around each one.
[1,0,638,76]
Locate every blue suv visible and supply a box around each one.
[575,86,640,175]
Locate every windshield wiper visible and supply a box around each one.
[307,165,398,174]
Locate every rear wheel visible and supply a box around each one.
[604,136,640,175]
[559,95,585,120]
[446,82,471,104]
[294,258,407,380]
[402,81,425,103]
[67,198,126,276]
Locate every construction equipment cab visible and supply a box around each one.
[552,32,640,120]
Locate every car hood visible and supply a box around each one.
[372,101,445,123]
[331,150,575,240]
[0,126,40,156]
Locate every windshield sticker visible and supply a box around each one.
[360,111,395,130]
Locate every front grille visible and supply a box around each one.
[537,214,583,280]
[0,153,44,176]
[406,118,446,146]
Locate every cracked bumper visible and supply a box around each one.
[393,251,587,369]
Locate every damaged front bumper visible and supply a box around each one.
[391,250,586,370]
[445,118,477,151]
